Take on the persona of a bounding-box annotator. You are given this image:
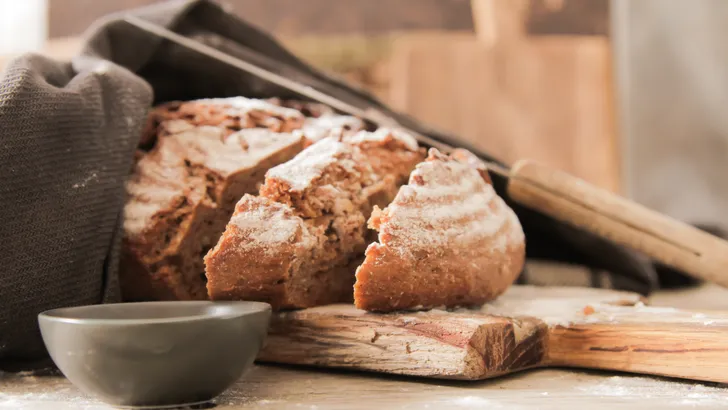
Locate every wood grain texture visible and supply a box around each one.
[6,286,728,409]
[257,286,728,383]
[7,365,728,409]
[387,32,619,192]
[507,159,728,288]
[549,304,728,384]
[259,304,547,380]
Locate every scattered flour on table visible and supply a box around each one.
[0,371,103,410]
[425,395,528,410]
[254,399,285,405]
[0,392,101,410]
[577,376,728,405]
[11,371,38,377]
[451,396,499,406]
[254,403,319,410]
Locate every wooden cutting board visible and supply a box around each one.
[257,286,728,384]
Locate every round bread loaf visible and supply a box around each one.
[354,148,526,312]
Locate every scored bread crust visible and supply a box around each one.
[353,148,526,312]
[204,129,425,309]
[120,97,363,301]
[121,123,305,301]
[125,97,526,308]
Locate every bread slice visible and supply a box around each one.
[121,98,316,301]
[353,149,526,311]
[204,129,425,309]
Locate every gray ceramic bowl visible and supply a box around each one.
[38,301,271,408]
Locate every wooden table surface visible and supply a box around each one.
[3,284,728,409]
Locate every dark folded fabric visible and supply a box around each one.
[0,0,704,368]
[0,54,151,367]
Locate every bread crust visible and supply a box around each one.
[354,149,525,311]
[125,98,526,309]
[204,129,425,309]
[121,98,360,301]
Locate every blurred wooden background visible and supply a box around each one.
[2,0,618,192]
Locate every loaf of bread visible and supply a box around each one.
[353,149,526,311]
[204,129,425,308]
[122,96,526,309]
[120,97,363,301]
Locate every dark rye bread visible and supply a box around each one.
[120,97,364,301]
[354,149,526,312]
[204,129,425,309]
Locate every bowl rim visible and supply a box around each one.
[38,300,272,326]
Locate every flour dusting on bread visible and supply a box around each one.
[354,148,525,312]
[205,132,425,309]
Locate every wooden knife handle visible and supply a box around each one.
[547,304,728,383]
[506,159,728,288]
